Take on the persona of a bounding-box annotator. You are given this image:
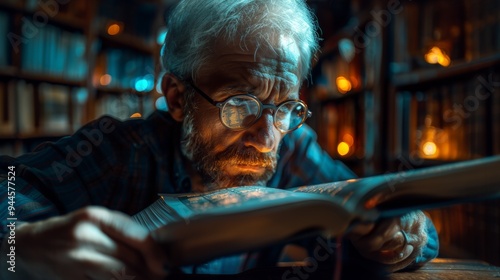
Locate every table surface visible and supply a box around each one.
[389,258,500,280]
[168,258,500,279]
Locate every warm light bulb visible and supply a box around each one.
[437,54,451,67]
[100,74,112,86]
[422,141,437,156]
[425,52,438,64]
[337,142,350,156]
[107,23,121,36]
[336,76,352,94]
[425,46,451,67]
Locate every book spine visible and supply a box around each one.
[0,11,8,67]
[15,80,35,135]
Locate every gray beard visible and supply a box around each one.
[180,109,278,191]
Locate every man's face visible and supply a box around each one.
[180,36,302,191]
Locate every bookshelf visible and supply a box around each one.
[384,0,500,266]
[306,0,387,176]
[307,0,499,265]
[0,0,165,156]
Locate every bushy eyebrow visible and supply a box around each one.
[218,86,300,103]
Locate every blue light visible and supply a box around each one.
[155,96,168,111]
[144,74,155,92]
[157,27,168,45]
[134,78,148,92]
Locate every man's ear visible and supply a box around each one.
[162,73,186,122]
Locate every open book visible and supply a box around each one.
[133,155,500,266]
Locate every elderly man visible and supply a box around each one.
[0,0,438,279]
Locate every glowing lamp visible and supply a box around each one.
[100,74,112,86]
[336,76,352,94]
[107,23,121,36]
[337,142,350,156]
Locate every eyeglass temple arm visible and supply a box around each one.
[186,81,221,107]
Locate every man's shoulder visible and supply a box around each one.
[83,110,176,136]
[69,110,179,151]
[281,123,318,148]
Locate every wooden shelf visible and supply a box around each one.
[315,89,365,103]
[96,85,154,96]
[392,53,500,89]
[0,3,85,31]
[0,132,71,140]
[0,67,85,87]
[48,12,86,31]
[98,32,154,54]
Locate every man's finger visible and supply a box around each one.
[76,207,168,277]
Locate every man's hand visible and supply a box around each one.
[10,206,168,280]
[346,211,428,272]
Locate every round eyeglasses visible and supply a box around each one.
[186,82,312,133]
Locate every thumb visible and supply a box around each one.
[82,206,168,277]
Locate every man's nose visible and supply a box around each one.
[243,111,277,153]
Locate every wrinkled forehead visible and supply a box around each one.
[206,33,302,79]
[193,34,303,98]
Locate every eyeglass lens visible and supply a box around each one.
[220,95,307,132]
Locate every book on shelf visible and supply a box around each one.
[95,48,155,89]
[0,82,15,135]
[15,80,35,135]
[71,87,89,130]
[39,83,70,134]
[133,155,500,267]
[20,21,87,80]
[0,10,9,67]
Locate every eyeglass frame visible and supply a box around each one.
[184,80,312,133]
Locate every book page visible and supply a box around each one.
[133,186,322,231]
[291,155,500,218]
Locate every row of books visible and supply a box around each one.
[0,11,9,67]
[0,80,87,135]
[20,21,88,81]
[315,97,364,160]
[393,70,500,161]
[463,0,500,60]
[0,80,158,137]
[94,48,155,90]
[392,0,500,72]
[428,199,500,265]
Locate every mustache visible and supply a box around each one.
[213,145,277,168]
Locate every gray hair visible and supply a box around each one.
[161,0,320,82]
